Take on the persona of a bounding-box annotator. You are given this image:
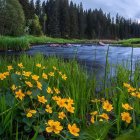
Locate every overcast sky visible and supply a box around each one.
[71,0,140,20]
[40,0,140,20]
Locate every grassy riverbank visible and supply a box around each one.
[0,36,88,51]
[118,38,140,47]
[0,54,140,139]
[1,35,140,51]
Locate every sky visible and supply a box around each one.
[41,0,140,21]
[71,0,140,21]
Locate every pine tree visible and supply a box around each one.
[78,3,85,38]
[69,1,78,38]
[47,0,60,37]
[18,0,31,20]
[59,0,70,38]
[29,0,35,19]
[35,0,41,18]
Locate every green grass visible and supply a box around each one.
[26,35,87,44]
[1,35,140,51]
[0,54,140,139]
[118,38,140,47]
[0,35,88,51]
[0,36,30,51]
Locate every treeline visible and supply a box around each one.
[1,0,140,39]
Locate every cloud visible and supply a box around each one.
[71,0,140,20]
[40,0,140,20]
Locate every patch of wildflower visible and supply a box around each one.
[0,63,79,139]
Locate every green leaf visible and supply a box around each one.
[36,135,45,140]
[79,121,113,140]
[115,129,140,140]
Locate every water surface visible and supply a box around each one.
[1,45,140,78]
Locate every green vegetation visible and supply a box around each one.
[27,35,87,44]
[118,38,140,47]
[0,35,88,51]
[0,0,25,36]
[0,54,140,139]
[0,36,29,51]
[29,15,43,36]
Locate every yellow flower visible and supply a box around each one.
[128,87,136,92]
[122,103,133,110]
[58,112,66,120]
[99,119,103,122]
[32,75,39,81]
[137,93,140,99]
[68,124,80,137]
[25,81,33,88]
[36,63,42,68]
[45,105,52,113]
[15,71,21,75]
[102,100,113,112]
[121,112,132,123]
[42,66,46,70]
[42,73,48,80]
[36,81,42,90]
[11,84,17,91]
[131,92,137,97]
[90,111,98,116]
[0,73,6,80]
[48,72,54,77]
[15,89,25,100]
[90,116,95,124]
[65,104,75,113]
[58,71,62,75]
[53,66,57,70]
[66,98,74,105]
[47,87,53,94]
[18,63,24,68]
[62,74,67,80]
[7,65,13,71]
[99,113,109,120]
[26,112,32,117]
[56,98,67,108]
[52,96,61,101]
[26,109,36,118]
[26,91,32,95]
[123,83,131,88]
[37,96,47,104]
[23,71,32,77]
[91,99,100,103]
[46,120,63,134]
[54,87,60,94]
[3,72,9,76]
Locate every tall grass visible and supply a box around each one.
[0,36,29,51]
[0,53,140,139]
[0,35,88,51]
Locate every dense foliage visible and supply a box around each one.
[19,0,140,39]
[0,0,25,36]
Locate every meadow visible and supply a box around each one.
[0,54,140,140]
